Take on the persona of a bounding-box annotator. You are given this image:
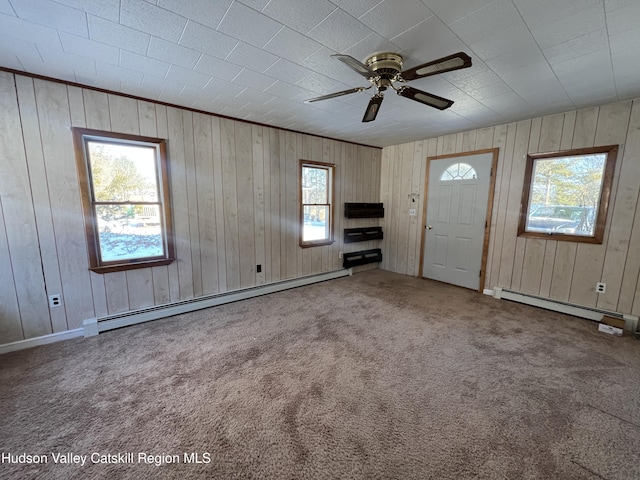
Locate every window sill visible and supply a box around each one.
[300,240,335,248]
[90,257,175,274]
[517,231,603,244]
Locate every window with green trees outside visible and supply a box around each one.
[518,145,617,244]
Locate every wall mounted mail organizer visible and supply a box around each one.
[344,203,384,218]
[343,227,384,243]
[342,248,383,269]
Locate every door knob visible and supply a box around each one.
[426,225,433,229]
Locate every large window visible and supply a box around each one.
[518,145,617,244]
[73,128,175,273]
[300,160,335,247]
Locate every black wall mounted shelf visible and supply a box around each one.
[344,203,384,218]
[344,227,383,243]
[342,248,383,268]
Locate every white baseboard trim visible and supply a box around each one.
[1,269,353,354]
[90,268,353,336]
[0,328,83,355]
[493,286,639,332]
[482,288,495,296]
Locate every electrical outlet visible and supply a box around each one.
[596,282,606,294]
[409,209,416,216]
[49,294,62,308]
[338,251,343,258]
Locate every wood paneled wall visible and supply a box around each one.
[0,72,381,343]
[380,99,640,317]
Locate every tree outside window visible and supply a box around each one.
[518,145,617,243]
[73,128,175,273]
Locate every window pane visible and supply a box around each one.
[302,205,329,241]
[96,204,164,262]
[525,154,606,236]
[88,142,159,202]
[440,162,477,181]
[302,166,328,204]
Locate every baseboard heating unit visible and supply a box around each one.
[492,287,638,332]
[83,268,352,338]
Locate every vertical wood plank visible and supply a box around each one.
[498,119,531,288]
[15,75,69,333]
[34,78,94,329]
[489,123,516,288]
[252,125,266,285]
[454,132,464,153]
[236,121,256,288]
[167,107,194,299]
[261,127,273,283]
[596,101,634,311]
[221,118,240,290]
[0,196,24,343]
[108,94,139,134]
[194,112,219,295]
[138,100,158,136]
[285,131,298,279]
[0,74,51,338]
[211,117,228,292]
[462,130,477,152]
[512,117,541,291]
[182,111,203,298]
[126,269,155,309]
[475,127,495,150]
[396,143,413,274]
[379,146,392,270]
[389,145,403,272]
[519,239,546,294]
[407,141,423,276]
[619,101,640,314]
[442,134,456,155]
[330,140,342,271]
[82,89,111,130]
[153,105,174,304]
[278,131,287,278]
[104,273,129,314]
[483,123,507,289]
[269,128,281,282]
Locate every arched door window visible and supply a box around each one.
[440,162,477,181]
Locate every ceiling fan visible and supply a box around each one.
[305,51,472,122]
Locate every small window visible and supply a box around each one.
[300,160,335,247]
[73,128,175,273]
[518,145,617,244]
[440,162,477,181]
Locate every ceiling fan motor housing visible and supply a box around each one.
[365,52,404,80]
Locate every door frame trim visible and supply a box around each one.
[418,148,499,292]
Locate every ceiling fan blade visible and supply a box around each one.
[332,54,377,78]
[362,94,384,122]
[305,87,365,103]
[401,52,472,81]
[397,86,453,110]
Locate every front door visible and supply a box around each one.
[421,151,495,290]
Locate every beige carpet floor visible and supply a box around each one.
[1,269,640,479]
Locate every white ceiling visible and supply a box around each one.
[1,0,638,147]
